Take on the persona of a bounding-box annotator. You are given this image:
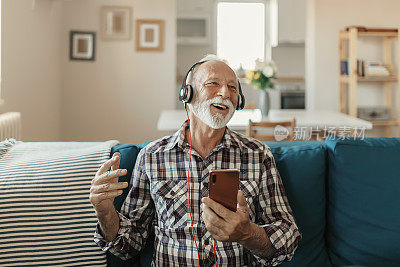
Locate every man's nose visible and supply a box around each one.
[217,84,230,99]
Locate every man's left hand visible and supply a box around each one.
[201,190,252,243]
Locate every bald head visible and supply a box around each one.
[191,60,238,91]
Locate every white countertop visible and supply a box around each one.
[157,109,373,131]
[268,109,372,129]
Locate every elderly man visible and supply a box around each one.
[90,55,301,266]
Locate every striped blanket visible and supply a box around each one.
[0,139,119,267]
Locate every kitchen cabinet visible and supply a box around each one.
[176,0,213,45]
[177,0,213,13]
[177,14,211,45]
[278,0,306,45]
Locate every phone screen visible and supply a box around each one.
[208,169,240,212]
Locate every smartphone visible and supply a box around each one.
[208,169,240,212]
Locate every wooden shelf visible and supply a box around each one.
[339,26,400,136]
[340,30,398,39]
[358,76,398,82]
[340,75,398,83]
[370,120,399,126]
[275,76,305,83]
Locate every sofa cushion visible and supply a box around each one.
[266,141,331,267]
[112,143,149,212]
[325,138,400,266]
[107,143,151,267]
[0,139,118,267]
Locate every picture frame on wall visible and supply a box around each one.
[136,19,165,52]
[100,6,132,40]
[70,31,96,61]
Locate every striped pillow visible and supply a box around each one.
[0,139,119,267]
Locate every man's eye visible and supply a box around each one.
[229,85,237,90]
[208,82,218,86]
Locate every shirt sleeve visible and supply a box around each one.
[251,146,302,266]
[94,148,155,260]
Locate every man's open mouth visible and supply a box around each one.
[211,103,229,110]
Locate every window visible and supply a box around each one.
[217,1,265,70]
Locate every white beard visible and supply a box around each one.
[190,96,235,129]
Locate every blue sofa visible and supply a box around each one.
[108,138,400,266]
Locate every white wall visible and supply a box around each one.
[60,0,176,143]
[0,0,176,143]
[307,0,400,112]
[0,0,62,141]
[305,0,316,110]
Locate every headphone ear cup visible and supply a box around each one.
[239,92,245,110]
[236,81,245,110]
[179,86,187,102]
[179,85,193,103]
[237,94,245,110]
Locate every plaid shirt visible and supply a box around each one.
[94,121,301,266]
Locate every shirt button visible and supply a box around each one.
[204,239,209,245]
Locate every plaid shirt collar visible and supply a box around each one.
[164,120,241,152]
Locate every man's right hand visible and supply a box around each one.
[90,152,129,215]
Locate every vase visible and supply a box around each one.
[259,89,270,117]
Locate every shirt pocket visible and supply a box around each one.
[239,180,260,221]
[152,180,188,228]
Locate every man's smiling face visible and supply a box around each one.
[189,60,239,129]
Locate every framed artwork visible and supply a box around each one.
[70,31,96,61]
[100,6,132,40]
[136,19,165,52]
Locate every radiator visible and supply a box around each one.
[0,112,21,141]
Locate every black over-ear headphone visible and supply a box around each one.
[179,60,245,110]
